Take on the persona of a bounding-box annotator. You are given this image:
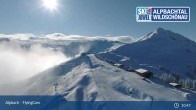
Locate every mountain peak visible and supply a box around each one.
[151,27,170,35]
[138,28,192,43]
[155,27,166,33]
[138,27,168,41]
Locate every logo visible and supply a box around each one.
[136,7,190,22]
[136,7,152,22]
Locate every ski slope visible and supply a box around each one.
[23,54,195,101]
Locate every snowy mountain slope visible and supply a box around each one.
[0,34,127,95]
[22,54,195,101]
[98,28,196,79]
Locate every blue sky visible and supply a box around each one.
[0,0,195,40]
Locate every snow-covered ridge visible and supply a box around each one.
[22,54,195,101]
[138,28,194,43]
[0,28,195,103]
[98,28,196,80]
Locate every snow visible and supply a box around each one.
[135,69,148,73]
[114,63,123,67]
[18,54,195,101]
[0,28,195,109]
[169,82,180,87]
[98,28,196,79]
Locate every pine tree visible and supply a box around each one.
[185,78,192,88]
[193,80,196,90]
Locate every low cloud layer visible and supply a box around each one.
[44,33,134,43]
[0,41,69,84]
[0,33,135,84]
[0,34,35,41]
[0,33,135,43]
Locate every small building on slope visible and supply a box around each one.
[135,68,153,78]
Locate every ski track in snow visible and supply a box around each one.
[17,54,195,101]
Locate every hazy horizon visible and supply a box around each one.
[0,0,195,41]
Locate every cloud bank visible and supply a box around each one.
[0,33,135,43]
[0,41,69,84]
[0,33,135,84]
[44,33,134,43]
